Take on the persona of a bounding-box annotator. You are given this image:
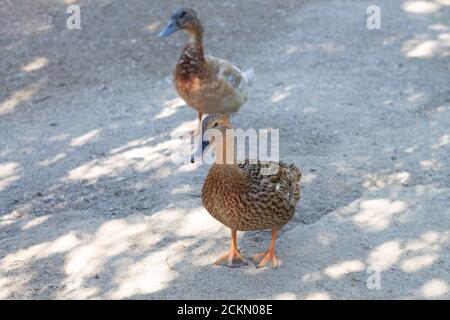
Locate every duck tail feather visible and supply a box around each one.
[288,165,302,207]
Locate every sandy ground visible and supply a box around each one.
[0,0,449,299]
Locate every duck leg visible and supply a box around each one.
[190,112,203,137]
[215,229,248,268]
[195,112,203,135]
[252,229,280,269]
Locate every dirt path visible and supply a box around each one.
[0,0,449,299]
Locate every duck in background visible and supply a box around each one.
[192,114,302,268]
[159,8,254,134]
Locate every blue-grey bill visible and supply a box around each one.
[158,21,179,38]
[191,140,210,163]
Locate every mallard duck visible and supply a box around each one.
[192,114,302,268]
[159,8,254,133]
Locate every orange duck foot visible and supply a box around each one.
[214,249,248,268]
[251,250,280,269]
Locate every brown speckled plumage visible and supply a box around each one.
[174,53,250,115]
[201,161,301,231]
[199,114,302,232]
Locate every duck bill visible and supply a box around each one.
[158,20,180,38]
[191,140,210,163]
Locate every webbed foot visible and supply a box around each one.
[251,250,279,269]
[215,249,249,268]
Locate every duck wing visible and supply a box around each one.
[196,56,253,113]
[206,56,254,88]
[238,160,302,212]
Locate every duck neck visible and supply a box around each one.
[187,20,204,51]
[214,130,238,166]
[177,21,205,78]
[182,20,205,63]
[209,130,246,189]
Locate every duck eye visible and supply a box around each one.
[213,122,218,128]
[180,11,186,18]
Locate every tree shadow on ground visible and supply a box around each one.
[0,0,449,299]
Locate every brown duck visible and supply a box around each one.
[159,8,254,133]
[192,114,302,268]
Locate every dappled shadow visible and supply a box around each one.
[1,0,449,299]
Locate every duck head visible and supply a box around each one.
[159,8,201,38]
[191,114,231,163]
